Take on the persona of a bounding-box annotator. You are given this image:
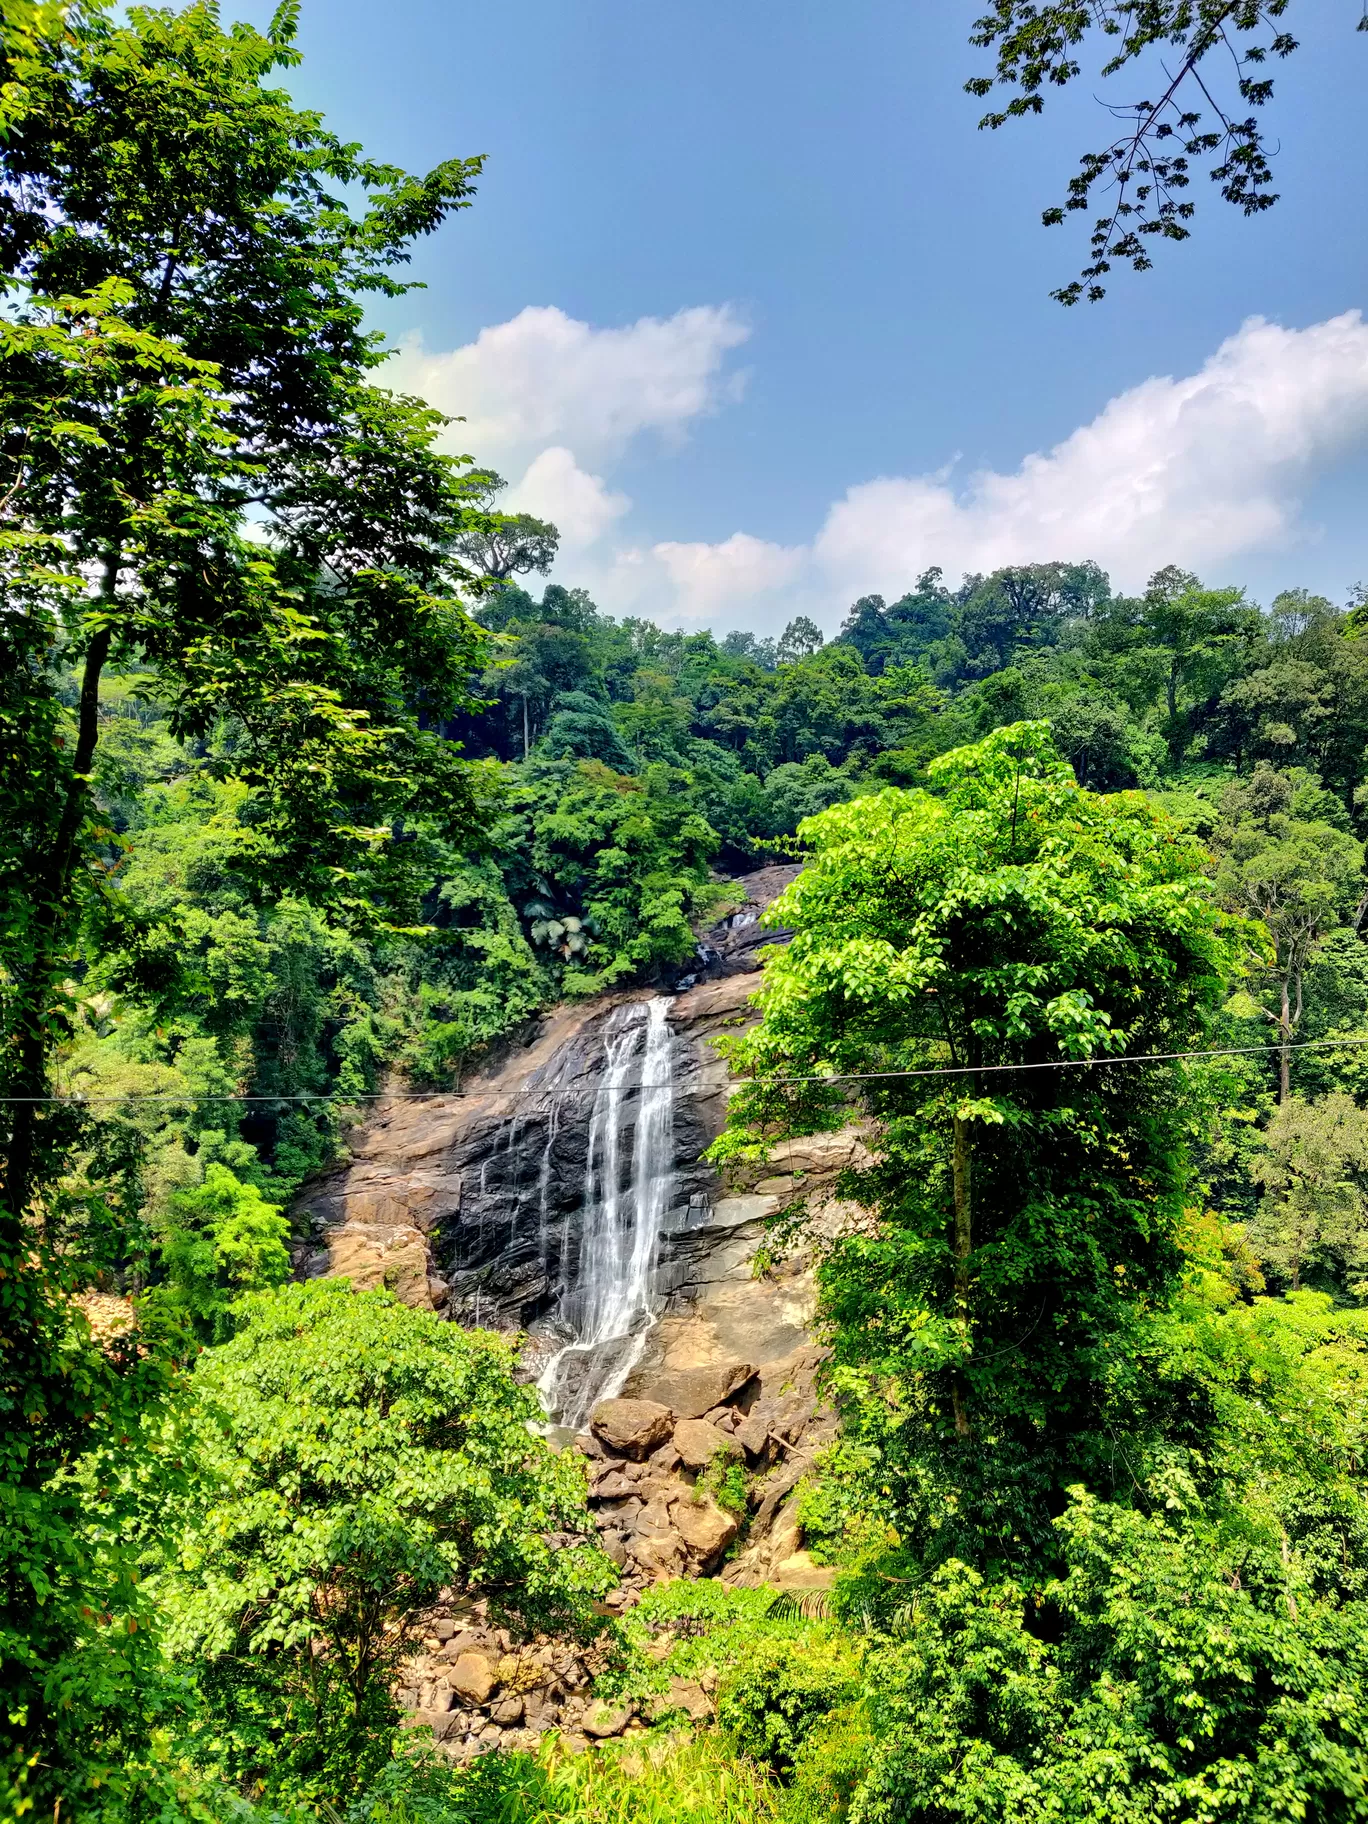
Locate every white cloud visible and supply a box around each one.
[650,533,806,620]
[813,311,1368,604]
[508,447,630,551]
[385,302,749,475]
[384,304,1368,634]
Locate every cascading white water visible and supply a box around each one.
[537,996,676,1429]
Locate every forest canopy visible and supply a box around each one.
[5,4,1368,1823]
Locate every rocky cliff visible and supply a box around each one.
[292,864,803,1343]
[293,863,868,1634]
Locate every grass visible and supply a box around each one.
[346,1732,781,1824]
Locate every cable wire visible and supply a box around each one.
[6,1031,1368,1105]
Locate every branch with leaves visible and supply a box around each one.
[967,2,1358,301]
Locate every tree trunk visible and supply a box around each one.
[1279,976,1293,1105]
[521,693,529,760]
[2,563,116,1221]
[1165,654,1186,765]
[951,1111,972,1438]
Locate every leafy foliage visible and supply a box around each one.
[7,8,1368,1822]
[142,1164,292,1344]
[714,720,1244,1558]
[965,1,1347,302]
[156,1280,613,1803]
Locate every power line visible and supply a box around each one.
[6,1031,1368,1105]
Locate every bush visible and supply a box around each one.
[140,1163,292,1342]
[718,1634,861,1777]
[156,1281,614,1803]
[288,1734,781,1824]
[701,1451,749,1519]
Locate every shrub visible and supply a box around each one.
[718,1634,861,1777]
[140,1163,292,1342]
[156,1280,614,1803]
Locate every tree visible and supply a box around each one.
[1249,1092,1368,1292]
[143,1164,292,1344]
[956,562,1107,673]
[504,758,720,991]
[966,1,1357,302]
[713,721,1242,1561]
[1,1,493,1216]
[1214,764,1365,1100]
[158,1279,613,1802]
[451,469,561,581]
[777,616,825,665]
[1140,566,1262,765]
[721,628,779,670]
[0,5,494,1805]
[837,595,892,670]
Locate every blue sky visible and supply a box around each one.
[245,0,1366,635]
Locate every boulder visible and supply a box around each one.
[324,1224,433,1309]
[450,1650,499,1706]
[673,1417,734,1471]
[491,1693,525,1725]
[590,1398,674,1459]
[653,1677,712,1722]
[594,1494,643,1525]
[771,1550,838,1591]
[408,1708,459,1742]
[628,1529,687,1579]
[589,1468,636,1500]
[734,1411,772,1465]
[769,1391,817,1445]
[582,1699,632,1739]
[752,1453,811,1531]
[647,1362,755,1420]
[672,1496,739,1562]
[637,1495,677,1534]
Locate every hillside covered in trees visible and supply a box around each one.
[77,557,1368,1219]
[7,5,1368,1823]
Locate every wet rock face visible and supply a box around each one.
[292,868,799,1336]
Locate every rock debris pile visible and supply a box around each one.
[580,1343,837,1599]
[400,1344,835,1764]
[397,1603,711,1764]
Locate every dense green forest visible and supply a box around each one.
[73,558,1368,1216]
[7,5,1368,1822]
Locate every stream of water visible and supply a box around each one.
[536,995,676,1429]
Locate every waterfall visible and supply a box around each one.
[537,996,676,1429]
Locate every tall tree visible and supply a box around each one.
[451,469,560,581]
[1249,1092,1368,1291]
[0,0,493,1214]
[1141,565,1262,765]
[777,615,825,664]
[1214,764,1365,1100]
[0,6,494,1808]
[713,721,1242,1562]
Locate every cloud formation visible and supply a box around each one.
[813,312,1368,606]
[386,305,1368,632]
[387,303,748,470]
[651,534,806,619]
[385,302,748,554]
[510,447,630,552]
